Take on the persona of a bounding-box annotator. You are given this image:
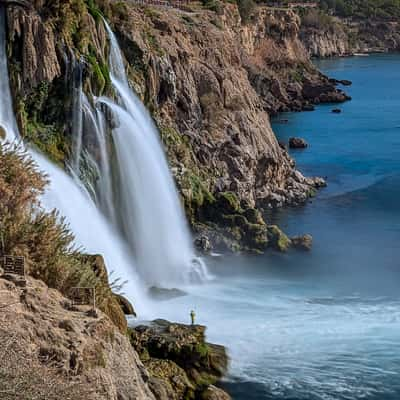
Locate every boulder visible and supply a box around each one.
[339,79,352,86]
[330,78,352,86]
[201,385,232,400]
[291,234,313,251]
[195,235,213,253]
[267,225,291,252]
[289,137,308,149]
[114,293,136,316]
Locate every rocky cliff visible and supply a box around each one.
[300,15,400,57]
[4,0,347,252]
[0,271,230,400]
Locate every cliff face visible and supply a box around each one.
[4,1,342,252]
[103,3,336,216]
[301,18,400,57]
[300,26,350,57]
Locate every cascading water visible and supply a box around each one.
[0,7,148,313]
[73,21,209,287]
[71,60,84,174]
[0,8,18,142]
[81,93,116,222]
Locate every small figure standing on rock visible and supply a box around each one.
[190,310,196,325]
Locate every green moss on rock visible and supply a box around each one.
[267,225,292,252]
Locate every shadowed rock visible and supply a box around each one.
[291,234,313,251]
[289,137,308,149]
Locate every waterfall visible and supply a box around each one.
[71,60,84,174]
[0,8,17,141]
[94,22,209,287]
[0,7,148,313]
[81,93,116,222]
[72,21,209,287]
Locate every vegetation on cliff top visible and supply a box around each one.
[319,0,400,19]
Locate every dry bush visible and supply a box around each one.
[0,144,117,314]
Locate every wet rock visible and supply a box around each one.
[330,78,352,86]
[289,137,308,149]
[310,176,327,188]
[332,108,342,113]
[267,225,292,252]
[291,234,313,251]
[149,287,187,301]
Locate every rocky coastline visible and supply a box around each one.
[300,14,400,58]
[4,0,348,255]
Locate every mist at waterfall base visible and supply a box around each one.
[146,54,400,400]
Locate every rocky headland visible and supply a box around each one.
[3,0,349,254]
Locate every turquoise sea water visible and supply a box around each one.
[145,54,400,400]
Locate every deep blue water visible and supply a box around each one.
[147,54,400,400]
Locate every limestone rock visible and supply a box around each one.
[291,234,313,251]
[0,276,155,400]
